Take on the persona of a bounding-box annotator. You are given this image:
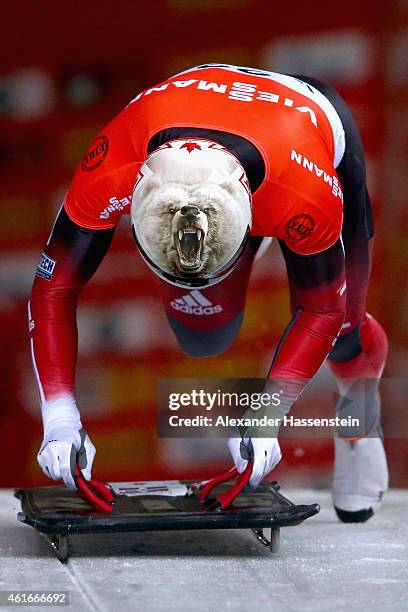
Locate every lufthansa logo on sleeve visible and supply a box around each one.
[81,135,109,171]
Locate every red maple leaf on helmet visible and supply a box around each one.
[181,142,202,153]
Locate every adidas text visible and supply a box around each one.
[170,290,223,315]
[171,302,222,315]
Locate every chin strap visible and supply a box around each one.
[188,460,253,510]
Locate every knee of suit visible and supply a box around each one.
[328,315,388,436]
[359,313,388,376]
[328,313,388,379]
[329,326,362,362]
[167,311,244,358]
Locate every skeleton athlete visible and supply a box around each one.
[30,64,388,521]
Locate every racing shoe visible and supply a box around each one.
[332,430,388,523]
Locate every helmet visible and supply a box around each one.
[131,138,252,288]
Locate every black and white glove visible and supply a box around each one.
[37,395,96,490]
[38,427,96,490]
[228,436,282,488]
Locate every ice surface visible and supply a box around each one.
[0,489,407,612]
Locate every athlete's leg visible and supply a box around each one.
[296,76,389,520]
[160,237,263,357]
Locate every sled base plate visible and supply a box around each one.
[15,480,319,561]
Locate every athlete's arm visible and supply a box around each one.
[29,98,141,487]
[267,238,346,410]
[228,239,346,487]
[30,207,115,400]
[29,207,115,487]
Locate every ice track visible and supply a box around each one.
[0,489,407,612]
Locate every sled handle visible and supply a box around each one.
[75,466,114,513]
[192,460,254,509]
[215,461,253,510]
[196,467,238,502]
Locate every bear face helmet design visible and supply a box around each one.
[131,138,252,288]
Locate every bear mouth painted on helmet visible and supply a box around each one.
[174,227,205,273]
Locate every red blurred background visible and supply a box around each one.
[1,0,407,488]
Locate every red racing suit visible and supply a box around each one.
[30,64,349,412]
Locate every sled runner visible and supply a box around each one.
[15,479,320,562]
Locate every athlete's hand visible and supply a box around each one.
[228,436,282,489]
[37,427,96,490]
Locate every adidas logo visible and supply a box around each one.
[170,290,223,315]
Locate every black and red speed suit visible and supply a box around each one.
[29,65,388,431]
